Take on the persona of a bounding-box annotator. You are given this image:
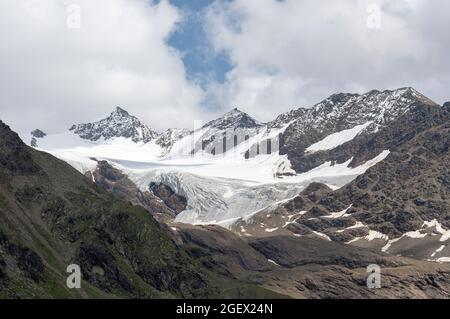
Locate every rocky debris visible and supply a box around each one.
[70,107,158,143]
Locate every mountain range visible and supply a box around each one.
[2,87,449,298]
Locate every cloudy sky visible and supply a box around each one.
[1,0,449,134]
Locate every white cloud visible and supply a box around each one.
[203,0,450,122]
[0,0,207,133]
[1,0,449,133]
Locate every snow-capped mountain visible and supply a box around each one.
[271,87,433,131]
[230,101,450,263]
[20,88,445,243]
[204,108,263,130]
[278,87,437,173]
[70,106,158,143]
[189,108,265,156]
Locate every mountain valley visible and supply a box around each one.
[2,87,449,298]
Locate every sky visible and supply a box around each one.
[0,0,449,134]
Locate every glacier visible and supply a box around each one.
[19,100,399,226]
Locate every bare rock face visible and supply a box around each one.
[91,160,180,222]
[149,182,187,215]
[70,107,158,143]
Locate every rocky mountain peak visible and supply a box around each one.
[110,106,134,119]
[282,87,435,132]
[69,107,158,143]
[204,108,263,131]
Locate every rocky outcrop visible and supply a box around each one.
[91,160,180,222]
[70,107,158,143]
[149,182,187,215]
[0,121,41,174]
[155,128,191,156]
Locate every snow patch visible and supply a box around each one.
[312,231,332,241]
[306,122,372,153]
[381,220,449,253]
[267,259,280,266]
[348,230,389,244]
[324,205,352,219]
[423,220,450,242]
[435,257,450,263]
[337,221,365,233]
[431,245,446,258]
